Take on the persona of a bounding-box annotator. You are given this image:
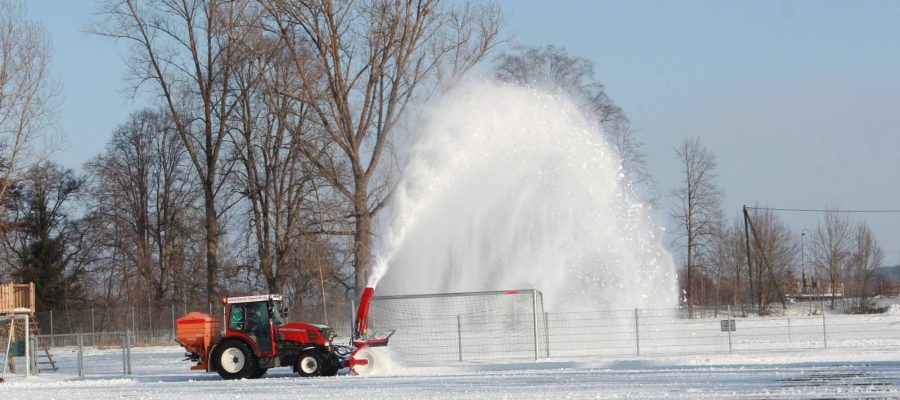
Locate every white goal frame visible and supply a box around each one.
[363,289,547,364]
[0,313,32,378]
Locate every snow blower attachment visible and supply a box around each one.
[175,289,392,379]
[347,287,394,375]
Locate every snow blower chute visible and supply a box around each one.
[347,287,394,375]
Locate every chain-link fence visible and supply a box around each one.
[19,305,900,377]
[385,306,900,364]
[33,332,133,376]
[31,300,356,339]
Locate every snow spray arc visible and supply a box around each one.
[368,79,676,311]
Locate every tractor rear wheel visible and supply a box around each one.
[297,350,324,377]
[213,340,258,380]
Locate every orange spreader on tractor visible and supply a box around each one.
[175,287,390,379]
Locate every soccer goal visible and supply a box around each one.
[365,289,548,364]
[0,314,33,381]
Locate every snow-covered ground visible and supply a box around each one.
[4,345,900,399]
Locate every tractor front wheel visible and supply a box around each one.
[249,367,268,379]
[297,350,324,377]
[213,340,258,380]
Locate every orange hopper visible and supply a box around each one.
[176,312,221,370]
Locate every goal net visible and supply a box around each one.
[366,289,547,364]
[0,315,32,380]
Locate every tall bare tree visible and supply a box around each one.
[744,208,798,313]
[84,109,200,306]
[260,0,503,295]
[845,222,882,311]
[493,45,654,199]
[95,0,254,302]
[810,211,852,310]
[226,29,326,295]
[672,136,722,315]
[0,0,59,213]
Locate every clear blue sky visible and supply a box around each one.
[26,1,900,265]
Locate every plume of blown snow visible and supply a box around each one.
[368,79,676,311]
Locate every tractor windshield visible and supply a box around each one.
[270,300,285,326]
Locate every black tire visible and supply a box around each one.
[320,351,341,376]
[297,350,324,377]
[321,366,340,377]
[250,367,268,379]
[321,357,340,377]
[212,340,258,380]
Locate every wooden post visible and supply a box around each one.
[29,283,35,313]
[7,316,15,374]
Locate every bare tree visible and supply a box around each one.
[672,136,722,315]
[84,109,201,308]
[845,222,882,312]
[706,218,737,307]
[494,45,623,124]
[810,211,852,310]
[744,208,798,314]
[493,45,654,199]
[95,0,255,303]
[226,29,326,295]
[607,119,655,202]
[0,0,59,213]
[260,0,503,295]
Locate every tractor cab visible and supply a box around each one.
[224,295,284,355]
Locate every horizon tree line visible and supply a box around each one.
[672,136,887,315]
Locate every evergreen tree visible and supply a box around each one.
[14,164,81,311]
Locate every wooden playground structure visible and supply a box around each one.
[1,282,56,379]
[0,283,36,314]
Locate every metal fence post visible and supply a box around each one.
[30,336,38,375]
[822,311,828,348]
[544,311,550,358]
[532,292,539,361]
[457,315,463,362]
[349,299,355,338]
[172,304,176,338]
[726,305,733,354]
[77,334,84,377]
[126,330,132,374]
[24,314,30,378]
[634,308,641,356]
[122,332,128,375]
[49,310,54,349]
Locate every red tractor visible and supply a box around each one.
[176,287,388,379]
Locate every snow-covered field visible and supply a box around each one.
[4,345,900,399]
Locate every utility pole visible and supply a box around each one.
[801,231,806,292]
[742,205,755,310]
